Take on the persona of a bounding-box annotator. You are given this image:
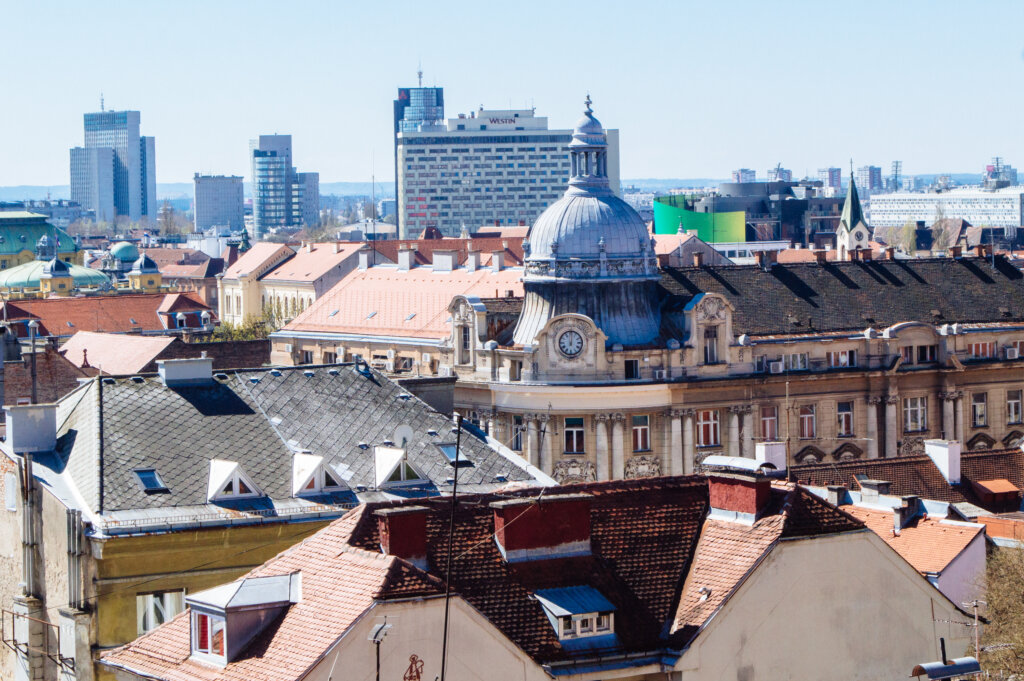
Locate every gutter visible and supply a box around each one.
[269,329,445,347]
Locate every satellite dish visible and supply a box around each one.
[393,424,415,448]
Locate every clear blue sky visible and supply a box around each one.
[2,0,1022,185]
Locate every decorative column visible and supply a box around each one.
[954,392,965,445]
[885,394,899,458]
[682,409,696,475]
[595,414,611,481]
[539,415,554,476]
[727,407,742,458]
[611,414,625,480]
[866,396,880,459]
[739,405,754,458]
[486,411,497,438]
[941,391,956,441]
[526,416,539,468]
[669,410,684,476]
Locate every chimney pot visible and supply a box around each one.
[358,245,371,270]
[885,246,895,260]
[491,494,592,562]
[494,219,500,227]
[375,506,429,570]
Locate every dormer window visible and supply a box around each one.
[374,446,426,488]
[292,451,346,496]
[208,460,261,501]
[192,612,225,660]
[535,586,617,646]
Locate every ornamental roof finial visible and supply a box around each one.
[584,93,592,115]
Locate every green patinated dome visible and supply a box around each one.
[110,241,140,263]
[0,258,111,290]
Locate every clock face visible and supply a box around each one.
[558,330,584,357]
[855,230,864,242]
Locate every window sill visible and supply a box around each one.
[632,449,652,454]
[696,445,721,450]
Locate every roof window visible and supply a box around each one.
[366,311,377,319]
[134,468,168,493]
[535,586,617,647]
[207,460,262,501]
[328,309,339,317]
[405,312,416,321]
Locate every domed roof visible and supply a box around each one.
[110,241,140,263]
[522,96,658,281]
[527,193,652,260]
[130,253,159,274]
[0,258,111,290]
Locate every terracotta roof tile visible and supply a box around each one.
[845,506,983,574]
[261,243,364,283]
[60,331,174,375]
[223,243,294,279]
[0,293,213,337]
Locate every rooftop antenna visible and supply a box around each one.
[417,62,423,87]
[100,92,105,112]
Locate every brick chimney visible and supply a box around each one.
[375,506,429,570]
[707,471,771,522]
[491,493,591,562]
[948,245,962,259]
[885,246,895,260]
[814,249,828,265]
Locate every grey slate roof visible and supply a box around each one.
[51,364,542,525]
[659,255,1024,338]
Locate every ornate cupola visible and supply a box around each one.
[512,97,662,347]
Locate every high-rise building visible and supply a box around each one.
[731,168,756,183]
[818,167,842,192]
[396,104,620,237]
[856,165,883,193]
[393,75,445,235]
[70,110,156,223]
[70,147,115,223]
[193,174,244,231]
[249,135,319,237]
[766,166,792,182]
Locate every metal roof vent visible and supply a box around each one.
[495,474,507,483]
[398,393,412,401]
[249,377,260,384]
[357,442,369,450]
[328,368,339,376]
[214,373,228,380]
[130,376,144,383]
[303,370,314,377]
[270,369,282,377]
[427,429,439,437]
[102,377,116,385]
[382,439,394,447]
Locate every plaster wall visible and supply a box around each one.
[934,531,986,606]
[677,531,970,681]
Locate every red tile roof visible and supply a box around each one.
[223,243,293,279]
[283,265,524,340]
[845,506,983,575]
[260,242,364,283]
[370,236,525,267]
[1,292,213,337]
[60,332,174,375]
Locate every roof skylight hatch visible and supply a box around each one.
[134,468,169,493]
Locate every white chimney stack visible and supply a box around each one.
[5,404,57,453]
[397,246,415,272]
[432,250,456,273]
[924,439,961,484]
[158,357,214,387]
[492,250,505,272]
[465,250,481,272]
[755,441,787,472]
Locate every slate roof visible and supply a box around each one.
[659,255,1024,337]
[47,363,542,529]
[791,448,1024,513]
[101,476,865,680]
[845,506,983,575]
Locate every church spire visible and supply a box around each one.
[839,172,865,234]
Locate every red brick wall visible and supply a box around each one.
[494,497,590,555]
[377,509,428,562]
[708,476,770,516]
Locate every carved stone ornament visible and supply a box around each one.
[696,296,727,323]
[552,458,597,484]
[624,455,661,479]
[899,436,926,457]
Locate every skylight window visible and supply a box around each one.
[134,468,168,493]
[405,312,416,321]
[437,443,471,466]
[66,321,74,328]
[328,309,339,317]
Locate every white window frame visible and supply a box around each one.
[624,359,640,380]
[837,401,854,437]
[785,353,808,371]
[191,611,226,661]
[703,326,719,364]
[968,341,996,359]
[972,393,987,428]
[760,405,778,441]
[697,410,720,447]
[137,590,185,635]
[799,405,816,439]
[904,396,928,433]
[1009,390,1023,425]
[564,417,585,454]
[827,350,857,368]
[511,415,524,451]
[632,414,650,452]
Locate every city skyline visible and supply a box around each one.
[2,0,1023,186]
